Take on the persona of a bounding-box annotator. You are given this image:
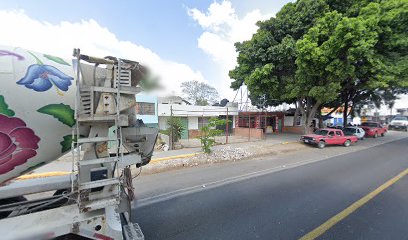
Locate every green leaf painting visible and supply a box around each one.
[38,103,75,127]
[43,54,70,66]
[60,135,80,153]
[0,95,15,116]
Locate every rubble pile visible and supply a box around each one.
[192,146,252,163]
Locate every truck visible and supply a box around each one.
[300,128,358,149]
[0,45,158,239]
[388,116,408,131]
[360,122,387,138]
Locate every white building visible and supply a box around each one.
[158,97,239,139]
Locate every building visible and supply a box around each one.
[234,111,286,138]
[158,96,239,139]
[135,94,158,128]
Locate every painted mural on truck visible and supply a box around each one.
[0,46,76,184]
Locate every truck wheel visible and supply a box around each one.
[344,140,351,147]
[318,141,326,149]
[374,132,378,138]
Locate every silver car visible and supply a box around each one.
[343,127,365,140]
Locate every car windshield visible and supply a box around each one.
[361,122,377,127]
[314,129,329,135]
[393,116,408,121]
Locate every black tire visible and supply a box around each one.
[374,132,378,138]
[318,141,326,149]
[405,127,408,132]
[381,132,385,137]
[344,140,351,147]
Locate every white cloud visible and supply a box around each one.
[0,9,206,94]
[188,1,273,99]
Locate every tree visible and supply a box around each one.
[181,80,219,106]
[164,117,185,144]
[198,118,230,153]
[296,0,408,127]
[230,0,408,133]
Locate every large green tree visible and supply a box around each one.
[230,0,408,132]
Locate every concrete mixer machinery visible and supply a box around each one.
[0,45,158,239]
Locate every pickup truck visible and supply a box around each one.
[360,122,387,138]
[389,116,408,131]
[300,128,358,149]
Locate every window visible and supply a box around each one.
[135,102,155,115]
[315,129,328,135]
[328,131,335,136]
[198,117,210,129]
[335,131,342,136]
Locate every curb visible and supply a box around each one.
[16,171,71,180]
[151,152,203,163]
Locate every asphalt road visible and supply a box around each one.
[133,133,408,240]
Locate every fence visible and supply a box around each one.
[159,107,287,149]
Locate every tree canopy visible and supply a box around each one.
[229,0,408,132]
[181,80,219,106]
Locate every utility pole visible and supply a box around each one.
[247,89,250,141]
[170,105,173,150]
[226,107,229,144]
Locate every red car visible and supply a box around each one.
[360,122,387,138]
[301,128,358,149]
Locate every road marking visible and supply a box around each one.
[300,167,408,240]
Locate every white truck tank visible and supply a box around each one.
[0,46,157,184]
[0,46,77,183]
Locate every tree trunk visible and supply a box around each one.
[317,107,323,128]
[293,106,299,126]
[298,98,320,134]
[343,99,348,128]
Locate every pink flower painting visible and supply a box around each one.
[0,114,40,174]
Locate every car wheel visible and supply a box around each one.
[374,132,378,138]
[318,141,326,149]
[405,127,408,132]
[344,140,351,147]
[381,132,385,137]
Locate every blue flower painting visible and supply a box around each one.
[16,51,74,95]
[17,64,73,92]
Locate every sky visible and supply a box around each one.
[0,0,292,100]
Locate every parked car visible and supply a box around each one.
[343,127,365,140]
[388,116,408,131]
[360,122,387,138]
[300,128,359,149]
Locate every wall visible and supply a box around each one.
[158,116,169,130]
[234,127,264,139]
[136,94,158,126]
[189,130,201,139]
[188,116,198,129]
[283,126,314,134]
[284,116,294,126]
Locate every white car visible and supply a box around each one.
[343,127,365,140]
[389,116,408,131]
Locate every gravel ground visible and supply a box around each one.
[141,141,305,175]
